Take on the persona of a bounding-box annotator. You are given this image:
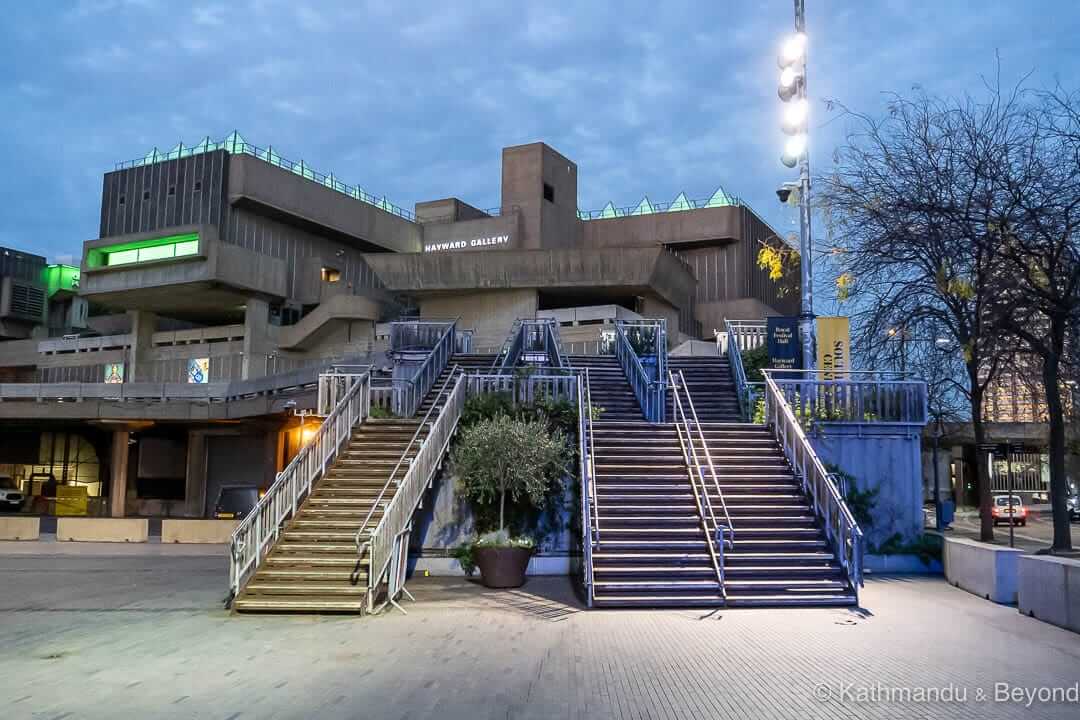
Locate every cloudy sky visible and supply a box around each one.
[1,1,1077,267]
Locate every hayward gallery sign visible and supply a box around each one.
[423,235,510,253]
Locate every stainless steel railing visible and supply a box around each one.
[723,319,766,422]
[613,319,667,422]
[228,371,370,601]
[361,369,467,613]
[762,372,864,594]
[669,370,731,601]
[392,320,457,417]
[577,368,598,607]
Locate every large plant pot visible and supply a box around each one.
[473,546,533,588]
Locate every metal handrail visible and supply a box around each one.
[723,318,766,421]
[613,320,667,422]
[762,372,864,593]
[675,370,734,541]
[227,371,370,601]
[363,371,467,612]
[669,370,726,601]
[490,319,524,374]
[577,368,598,607]
[394,320,456,416]
[354,365,461,554]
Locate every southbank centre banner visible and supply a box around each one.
[816,316,850,380]
[766,316,802,370]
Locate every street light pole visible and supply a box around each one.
[794,1,815,371]
[779,0,816,370]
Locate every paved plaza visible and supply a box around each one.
[1,549,1079,720]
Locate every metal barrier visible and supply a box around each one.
[464,372,579,405]
[762,373,864,595]
[767,369,928,426]
[723,319,766,421]
[361,370,466,613]
[228,371,370,601]
[669,370,732,601]
[613,319,667,423]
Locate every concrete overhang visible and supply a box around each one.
[363,247,696,310]
[79,224,287,320]
[228,154,422,254]
[581,205,744,250]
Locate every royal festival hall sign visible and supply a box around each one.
[766,316,801,369]
[423,234,510,253]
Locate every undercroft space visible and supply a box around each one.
[1,553,1079,719]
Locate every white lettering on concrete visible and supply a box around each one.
[423,235,510,253]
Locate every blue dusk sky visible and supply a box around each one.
[1,1,1077,273]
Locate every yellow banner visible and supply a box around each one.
[816,316,850,380]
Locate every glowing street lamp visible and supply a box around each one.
[777,0,815,370]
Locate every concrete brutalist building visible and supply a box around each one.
[0,134,796,520]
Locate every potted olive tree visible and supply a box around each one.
[452,414,567,588]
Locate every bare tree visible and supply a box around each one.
[987,88,1080,551]
[818,87,1022,540]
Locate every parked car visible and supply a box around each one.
[1068,494,1079,522]
[0,474,24,512]
[212,485,260,520]
[992,494,1027,527]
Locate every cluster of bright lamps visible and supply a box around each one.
[778,32,808,168]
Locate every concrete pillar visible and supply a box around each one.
[185,431,207,518]
[243,298,272,380]
[127,310,158,381]
[109,430,130,518]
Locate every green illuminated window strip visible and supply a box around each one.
[91,233,200,268]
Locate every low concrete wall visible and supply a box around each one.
[161,519,238,544]
[0,516,40,541]
[56,517,148,543]
[1018,555,1080,634]
[943,537,1023,603]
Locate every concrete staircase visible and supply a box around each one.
[233,417,427,613]
[667,356,742,422]
[576,353,857,608]
[233,353,494,613]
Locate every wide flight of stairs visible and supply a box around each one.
[576,353,857,608]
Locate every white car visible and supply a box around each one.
[0,475,24,512]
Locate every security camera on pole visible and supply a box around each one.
[777,0,815,370]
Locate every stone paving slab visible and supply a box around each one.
[1,555,1078,719]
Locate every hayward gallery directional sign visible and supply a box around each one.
[423,234,511,253]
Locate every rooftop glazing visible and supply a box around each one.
[115,132,416,221]
[576,188,741,220]
[115,133,747,227]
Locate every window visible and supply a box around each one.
[193,181,202,192]
[168,185,176,196]
[321,267,341,283]
[91,232,201,268]
[118,194,126,206]
[543,182,555,203]
[142,190,151,201]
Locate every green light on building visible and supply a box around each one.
[43,264,80,297]
[88,233,200,268]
